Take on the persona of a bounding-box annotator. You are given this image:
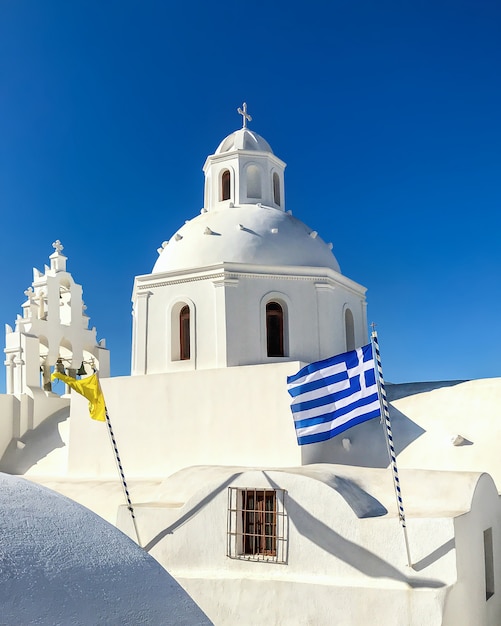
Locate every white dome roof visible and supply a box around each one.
[153,205,340,274]
[0,473,210,625]
[215,128,273,154]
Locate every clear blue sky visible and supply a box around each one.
[1,0,500,393]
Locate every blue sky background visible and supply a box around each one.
[1,0,500,392]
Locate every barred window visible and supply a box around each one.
[227,488,287,563]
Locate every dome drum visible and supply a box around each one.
[203,149,286,212]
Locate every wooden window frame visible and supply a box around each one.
[179,305,190,360]
[227,487,287,563]
[242,490,277,557]
[221,169,231,201]
[266,301,284,357]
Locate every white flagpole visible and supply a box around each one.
[371,327,412,568]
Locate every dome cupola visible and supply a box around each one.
[215,127,273,154]
[153,104,340,275]
[203,103,286,213]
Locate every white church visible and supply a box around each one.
[2,105,501,625]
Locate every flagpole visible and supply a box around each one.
[104,407,142,547]
[371,327,412,568]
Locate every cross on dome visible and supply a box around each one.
[237,102,252,129]
[52,240,64,253]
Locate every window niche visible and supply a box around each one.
[266,301,285,357]
[345,308,355,352]
[273,172,281,206]
[171,302,193,363]
[484,527,495,600]
[179,305,190,361]
[221,169,231,201]
[246,164,262,199]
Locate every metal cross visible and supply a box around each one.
[52,239,64,253]
[237,102,252,129]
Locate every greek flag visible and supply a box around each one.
[287,344,381,445]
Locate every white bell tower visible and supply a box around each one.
[4,241,110,396]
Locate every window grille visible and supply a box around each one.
[227,487,287,563]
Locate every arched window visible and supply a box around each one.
[221,169,231,201]
[345,308,355,352]
[247,164,261,198]
[180,305,190,360]
[266,302,284,357]
[273,172,281,206]
[59,281,72,326]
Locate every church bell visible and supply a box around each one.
[77,362,87,376]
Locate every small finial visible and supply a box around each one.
[370,322,377,333]
[52,240,64,253]
[237,102,252,129]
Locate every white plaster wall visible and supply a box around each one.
[393,380,501,482]
[204,152,239,210]
[443,474,501,626]
[0,391,69,461]
[235,153,284,208]
[203,149,285,211]
[0,394,16,457]
[133,264,367,374]
[301,378,501,486]
[26,478,164,525]
[67,363,302,478]
[30,388,70,431]
[139,278,219,373]
[116,466,496,626]
[170,579,445,626]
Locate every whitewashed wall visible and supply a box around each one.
[67,363,302,478]
[301,379,501,489]
[132,263,367,375]
[117,466,501,626]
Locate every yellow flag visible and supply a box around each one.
[51,372,106,422]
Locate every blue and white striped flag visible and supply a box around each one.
[287,344,381,445]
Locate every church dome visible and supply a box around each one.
[0,473,210,625]
[215,128,273,154]
[152,204,340,274]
